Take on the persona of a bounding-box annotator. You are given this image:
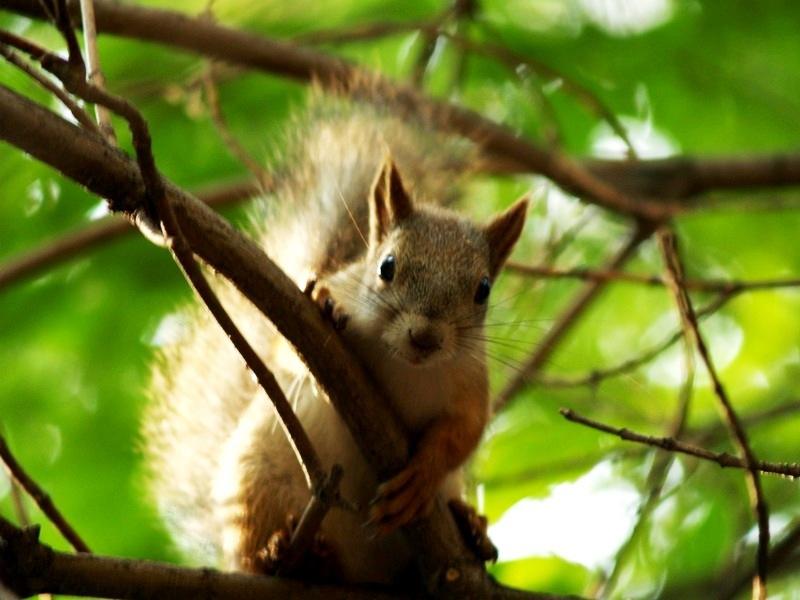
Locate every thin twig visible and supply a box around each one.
[536,290,736,389]
[78,0,115,141]
[440,31,637,158]
[0,41,99,132]
[560,408,799,479]
[483,398,800,489]
[597,314,695,598]
[7,0,800,206]
[201,62,271,185]
[721,519,800,600]
[33,16,338,556]
[493,224,653,412]
[280,465,344,574]
[70,29,343,555]
[0,28,49,59]
[0,434,90,553]
[657,227,770,600]
[0,179,259,292]
[50,0,82,67]
[157,174,327,489]
[506,262,800,294]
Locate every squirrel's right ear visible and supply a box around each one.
[369,157,413,246]
[484,196,529,276]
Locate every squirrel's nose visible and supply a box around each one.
[408,326,443,352]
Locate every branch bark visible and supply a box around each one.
[0,516,401,600]
[657,228,770,600]
[0,81,499,598]
[0,435,90,553]
[4,0,800,206]
[560,408,800,479]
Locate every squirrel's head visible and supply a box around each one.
[362,157,528,367]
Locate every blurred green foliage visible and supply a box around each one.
[1,1,800,598]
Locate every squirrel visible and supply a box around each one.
[143,96,528,584]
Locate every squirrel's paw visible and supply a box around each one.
[307,280,349,331]
[367,461,440,533]
[252,513,342,581]
[448,498,498,563]
[252,513,295,574]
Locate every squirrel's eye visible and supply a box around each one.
[474,276,491,305]
[378,254,396,282]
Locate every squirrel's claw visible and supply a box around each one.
[252,513,342,581]
[368,462,439,533]
[448,498,498,563]
[252,513,296,574]
[309,282,349,331]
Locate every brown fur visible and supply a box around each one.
[143,95,526,583]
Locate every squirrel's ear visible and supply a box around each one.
[484,195,528,276]
[369,157,413,246]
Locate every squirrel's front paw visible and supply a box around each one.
[306,279,349,331]
[368,461,440,534]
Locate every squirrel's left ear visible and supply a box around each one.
[484,195,528,276]
[369,157,414,246]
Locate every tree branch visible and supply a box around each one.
[657,228,770,600]
[0,180,258,291]
[4,0,800,207]
[536,291,736,389]
[0,80,487,597]
[0,435,90,553]
[505,262,800,294]
[560,408,800,479]
[0,516,402,600]
[493,224,652,412]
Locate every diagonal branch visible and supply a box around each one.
[0,41,98,132]
[493,224,652,412]
[560,408,800,479]
[657,228,770,600]
[0,80,484,596]
[0,179,258,291]
[0,434,90,553]
[5,0,800,206]
[505,262,800,294]
[0,0,676,221]
[536,290,735,389]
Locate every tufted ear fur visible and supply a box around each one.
[484,196,528,276]
[369,157,414,247]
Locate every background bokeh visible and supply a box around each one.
[2,1,800,597]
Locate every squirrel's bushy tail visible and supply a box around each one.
[142,93,477,563]
[256,95,478,285]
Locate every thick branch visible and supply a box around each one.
[0,516,401,600]
[0,81,484,596]
[4,0,800,205]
